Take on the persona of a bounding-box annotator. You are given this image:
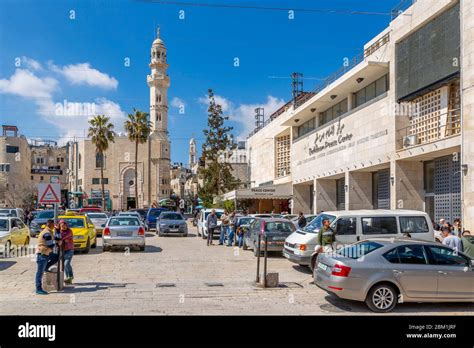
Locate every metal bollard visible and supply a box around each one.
[263,234,268,288]
[256,233,261,283]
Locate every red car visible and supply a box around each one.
[79,206,102,214]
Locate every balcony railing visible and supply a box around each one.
[396,108,461,150]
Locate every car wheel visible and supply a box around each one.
[82,238,91,254]
[183,233,188,237]
[103,245,110,252]
[91,238,97,248]
[365,283,398,313]
[139,245,145,251]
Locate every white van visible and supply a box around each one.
[283,210,435,270]
[197,209,224,239]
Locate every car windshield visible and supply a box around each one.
[37,211,55,219]
[337,241,384,259]
[239,217,255,226]
[0,219,8,231]
[109,217,140,226]
[264,221,295,233]
[88,213,108,219]
[63,218,85,228]
[160,213,183,220]
[0,209,12,214]
[302,214,336,233]
[149,209,165,217]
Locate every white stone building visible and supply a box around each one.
[245,0,473,226]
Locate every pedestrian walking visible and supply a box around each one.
[461,230,474,259]
[206,209,218,246]
[297,212,307,229]
[34,219,55,295]
[227,212,236,247]
[441,227,462,253]
[219,210,230,245]
[58,220,74,285]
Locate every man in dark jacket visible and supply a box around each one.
[297,212,307,229]
[461,230,474,259]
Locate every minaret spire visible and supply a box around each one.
[156,26,160,39]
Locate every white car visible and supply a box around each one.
[0,208,25,221]
[197,209,224,239]
[283,210,435,270]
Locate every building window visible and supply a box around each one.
[6,146,19,153]
[320,98,348,126]
[36,157,44,164]
[296,118,316,138]
[40,176,44,181]
[79,154,81,169]
[92,178,100,185]
[102,178,108,184]
[31,175,33,180]
[275,134,291,178]
[0,164,10,172]
[95,153,105,168]
[353,75,388,108]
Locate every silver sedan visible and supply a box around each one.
[314,238,474,313]
[157,212,188,237]
[102,216,146,251]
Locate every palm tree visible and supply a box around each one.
[124,109,151,209]
[88,115,115,210]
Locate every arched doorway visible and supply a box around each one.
[123,168,137,210]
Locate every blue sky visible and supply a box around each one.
[0,0,401,164]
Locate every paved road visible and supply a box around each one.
[0,221,472,315]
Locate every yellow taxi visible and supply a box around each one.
[58,212,97,253]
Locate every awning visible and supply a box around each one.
[222,183,292,200]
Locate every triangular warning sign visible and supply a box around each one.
[39,184,60,203]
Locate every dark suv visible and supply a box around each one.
[146,208,168,230]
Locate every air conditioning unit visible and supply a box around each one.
[403,135,418,148]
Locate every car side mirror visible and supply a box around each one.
[11,226,18,231]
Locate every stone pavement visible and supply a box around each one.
[0,221,472,315]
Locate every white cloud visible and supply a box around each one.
[231,96,285,139]
[50,62,118,90]
[0,68,58,99]
[198,93,232,113]
[21,57,43,71]
[42,97,127,144]
[171,97,185,108]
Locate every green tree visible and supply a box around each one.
[199,89,239,207]
[88,115,116,210]
[124,109,151,209]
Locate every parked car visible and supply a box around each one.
[281,214,298,221]
[58,213,97,253]
[314,239,474,313]
[29,210,56,237]
[85,212,109,236]
[0,217,30,256]
[102,216,146,251]
[79,206,102,214]
[197,209,224,239]
[244,218,296,257]
[130,208,148,222]
[0,208,25,221]
[250,213,282,219]
[146,208,168,231]
[284,210,435,270]
[157,212,188,237]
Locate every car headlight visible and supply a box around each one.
[73,235,85,240]
[295,243,307,251]
[159,223,167,227]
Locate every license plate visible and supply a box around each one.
[169,228,179,232]
[317,262,328,271]
[272,237,286,241]
[283,251,290,259]
[117,231,132,236]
